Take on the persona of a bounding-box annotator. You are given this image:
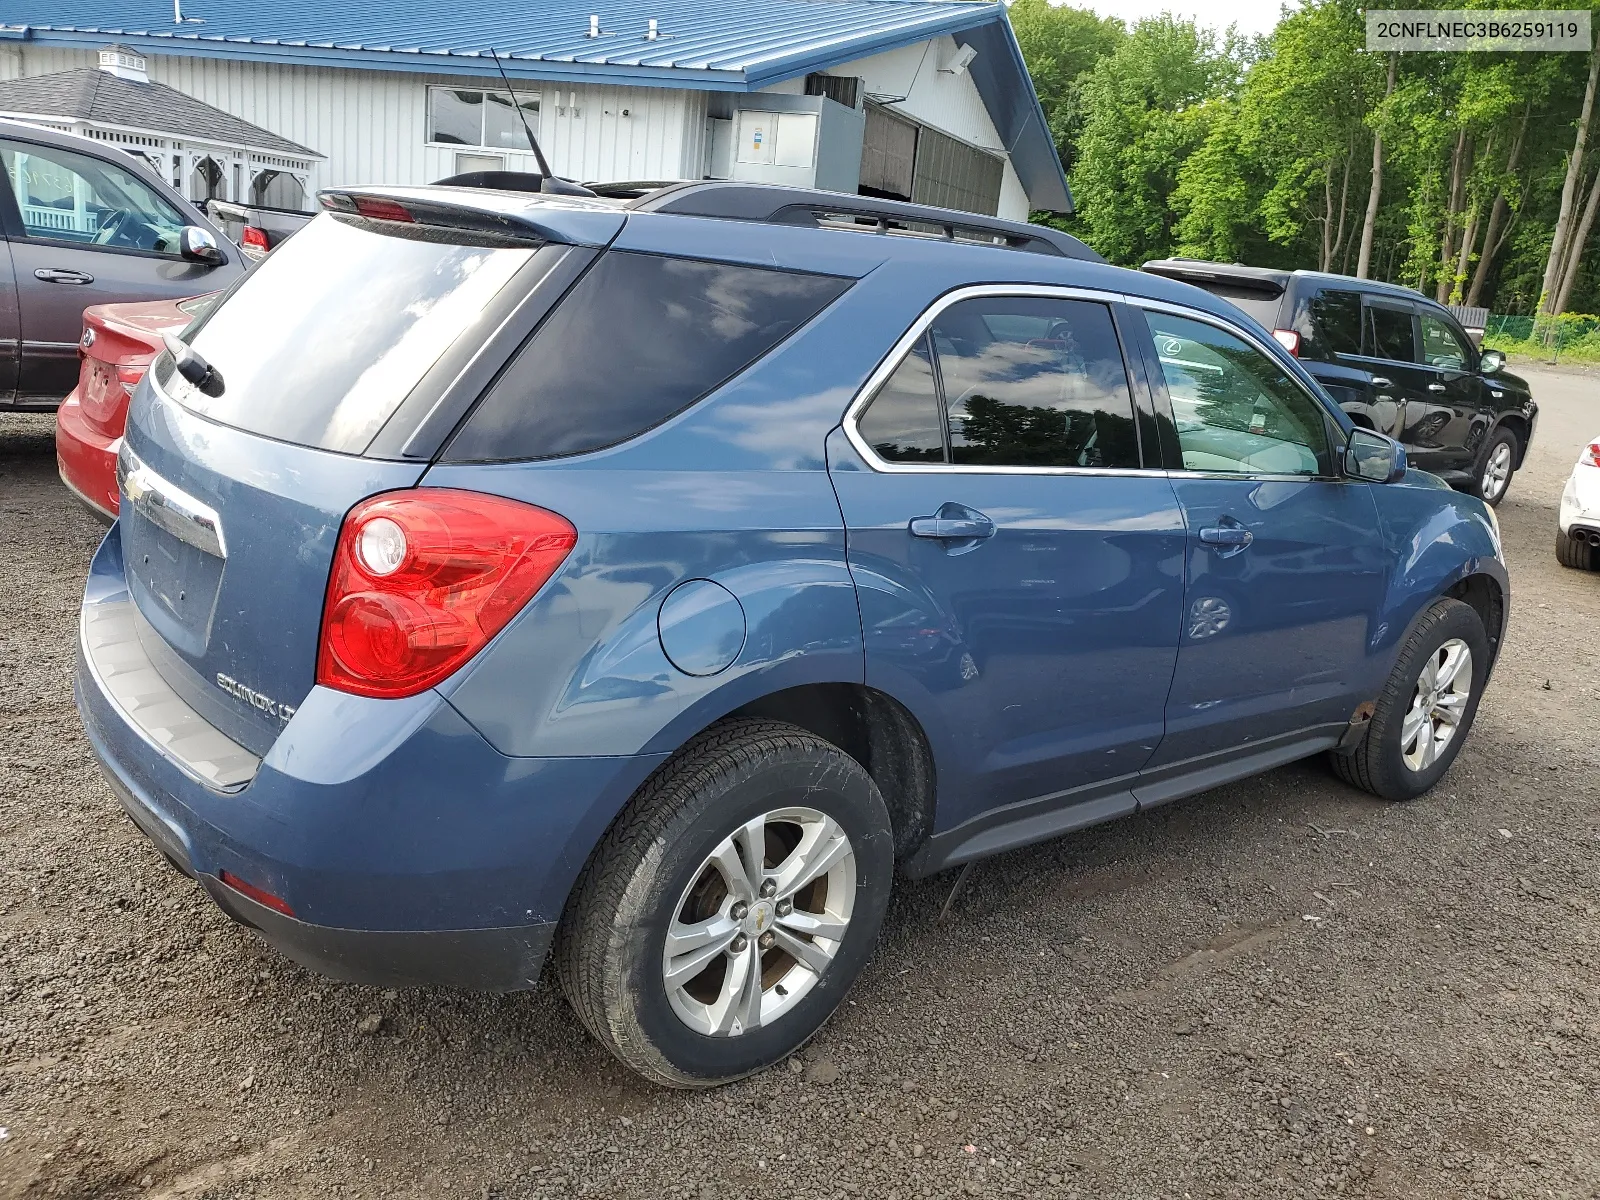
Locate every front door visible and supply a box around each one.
[1,137,223,402]
[1416,307,1490,468]
[830,291,1186,830]
[1134,306,1388,773]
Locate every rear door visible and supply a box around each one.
[1358,298,1453,471]
[1,136,229,402]
[831,288,1185,830]
[1133,304,1387,780]
[0,234,17,404]
[1300,286,1404,440]
[1416,306,1490,467]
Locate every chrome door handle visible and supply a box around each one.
[1369,376,1392,388]
[34,267,93,285]
[1427,383,1447,393]
[1199,523,1253,559]
[909,503,995,542]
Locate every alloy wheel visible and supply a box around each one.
[1481,441,1512,501]
[662,807,856,1037]
[1400,637,1473,772]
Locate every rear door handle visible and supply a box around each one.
[1427,382,1447,393]
[1369,376,1392,388]
[34,267,94,285]
[909,504,995,542]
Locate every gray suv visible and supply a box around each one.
[0,118,243,409]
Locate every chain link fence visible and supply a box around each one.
[1483,313,1600,364]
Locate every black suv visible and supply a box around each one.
[1143,261,1537,504]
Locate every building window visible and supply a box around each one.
[428,87,541,152]
[805,73,860,110]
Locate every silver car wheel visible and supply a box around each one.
[1481,440,1513,501]
[663,807,856,1037]
[1400,637,1472,772]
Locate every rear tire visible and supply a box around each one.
[1556,528,1600,571]
[1471,428,1517,506]
[554,719,893,1088]
[1329,598,1488,801]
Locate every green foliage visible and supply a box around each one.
[1011,0,1600,314]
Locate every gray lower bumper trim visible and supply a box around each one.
[81,600,260,789]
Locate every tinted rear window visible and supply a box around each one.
[1310,289,1362,356]
[444,251,851,462]
[155,214,539,453]
[1209,285,1283,329]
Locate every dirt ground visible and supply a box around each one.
[2,364,1598,1200]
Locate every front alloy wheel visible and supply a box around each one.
[1475,430,1517,505]
[1399,639,1472,771]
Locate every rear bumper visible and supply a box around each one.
[1559,466,1600,536]
[55,389,120,521]
[76,526,665,991]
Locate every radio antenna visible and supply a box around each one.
[488,47,555,178]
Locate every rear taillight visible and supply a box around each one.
[1272,329,1301,356]
[316,489,577,699]
[1583,442,1600,468]
[241,225,270,253]
[116,363,146,396]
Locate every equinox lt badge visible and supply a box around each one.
[215,673,296,723]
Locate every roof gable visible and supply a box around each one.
[0,68,318,156]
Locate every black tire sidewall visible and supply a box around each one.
[1369,602,1489,797]
[618,749,893,1083]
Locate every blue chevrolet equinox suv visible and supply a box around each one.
[76,181,1508,1087]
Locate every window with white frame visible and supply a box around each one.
[427,87,541,152]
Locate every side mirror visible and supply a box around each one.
[1478,348,1505,375]
[179,225,225,266]
[1345,427,1408,484]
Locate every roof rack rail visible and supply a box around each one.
[630,182,1104,262]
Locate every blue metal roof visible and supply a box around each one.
[0,0,1070,211]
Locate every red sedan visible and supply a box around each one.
[56,294,215,520]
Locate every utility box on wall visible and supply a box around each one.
[716,93,864,193]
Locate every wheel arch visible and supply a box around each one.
[1493,413,1531,468]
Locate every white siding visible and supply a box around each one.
[2,45,704,194]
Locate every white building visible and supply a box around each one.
[0,0,1072,221]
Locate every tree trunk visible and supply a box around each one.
[1329,149,1353,271]
[1452,201,1480,305]
[1553,166,1600,316]
[1437,129,1470,303]
[1466,103,1530,307]
[1356,53,1397,279]
[1321,162,1335,271]
[1539,47,1600,315]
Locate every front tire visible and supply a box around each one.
[554,720,893,1088]
[1472,428,1518,506]
[1329,598,1488,801]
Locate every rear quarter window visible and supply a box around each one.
[444,251,851,462]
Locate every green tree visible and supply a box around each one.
[1009,0,1125,172]
[1068,16,1242,265]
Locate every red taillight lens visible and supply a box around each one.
[1583,442,1600,468]
[316,489,576,699]
[218,870,295,917]
[241,225,270,252]
[1272,329,1301,356]
[352,196,414,224]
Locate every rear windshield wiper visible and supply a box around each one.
[163,332,225,398]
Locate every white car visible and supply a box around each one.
[1557,436,1600,570]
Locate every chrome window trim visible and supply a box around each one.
[840,282,1169,477]
[115,442,228,559]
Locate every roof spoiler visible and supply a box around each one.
[318,188,623,247]
[1142,258,1287,295]
[632,182,1105,262]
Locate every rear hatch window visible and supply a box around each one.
[155,213,541,454]
[443,250,851,462]
[1207,285,1284,330]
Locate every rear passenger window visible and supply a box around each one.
[1310,290,1362,357]
[446,251,851,461]
[853,296,1140,470]
[1363,305,1416,362]
[855,336,944,463]
[937,297,1138,469]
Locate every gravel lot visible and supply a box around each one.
[3,365,1598,1200]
